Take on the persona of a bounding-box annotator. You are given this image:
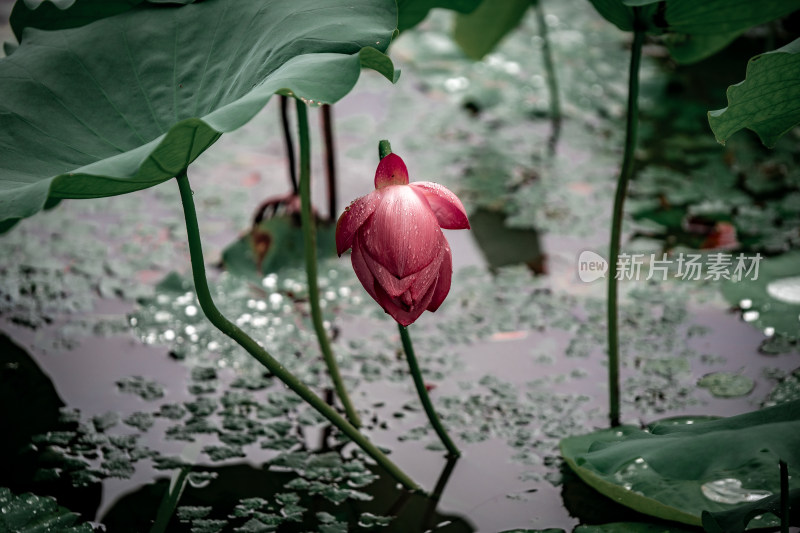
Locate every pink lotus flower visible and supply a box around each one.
[336,153,470,326]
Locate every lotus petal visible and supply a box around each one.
[407,240,446,300]
[374,153,409,188]
[410,181,470,230]
[361,185,440,277]
[374,275,437,326]
[427,240,452,312]
[350,232,379,303]
[335,191,380,255]
[360,244,415,297]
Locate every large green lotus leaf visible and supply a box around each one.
[396,0,481,32]
[498,529,565,533]
[0,0,398,231]
[662,0,800,63]
[708,38,800,148]
[9,0,197,42]
[719,251,800,340]
[586,0,659,32]
[560,402,800,526]
[664,30,743,64]
[658,1,800,64]
[590,0,799,63]
[453,0,531,60]
[663,0,800,36]
[575,523,695,532]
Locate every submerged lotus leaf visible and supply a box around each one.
[561,402,800,526]
[0,0,398,231]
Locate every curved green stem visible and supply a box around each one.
[780,460,789,533]
[279,95,299,195]
[321,104,337,223]
[398,324,461,458]
[295,100,362,429]
[175,170,418,491]
[150,464,190,533]
[533,0,561,155]
[607,18,645,428]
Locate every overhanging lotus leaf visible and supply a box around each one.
[9,0,199,41]
[0,0,398,231]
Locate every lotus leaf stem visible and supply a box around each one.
[175,169,418,491]
[321,104,338,222]
[398,324,461,457]
[296,99,362,429]
[780,459,789,533]
[607,13,645,428]
[279,94,299,195]
[533,0,561,155]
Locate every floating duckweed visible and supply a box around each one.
[116,376,165,401]
[123,412,154,431]
[763,368,800,406]
[358,512,393,528]
[697,372,755,398]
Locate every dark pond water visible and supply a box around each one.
[1,1,800,532]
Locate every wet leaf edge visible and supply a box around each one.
[708,38,800,148]
[560,427,702,526]
[0,49,398,232]
[701,488,800,533]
